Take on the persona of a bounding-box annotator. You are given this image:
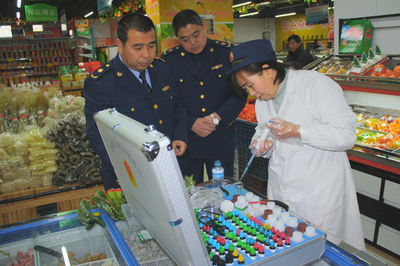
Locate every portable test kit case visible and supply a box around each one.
[94,109,328,266]
[94,108,211,266]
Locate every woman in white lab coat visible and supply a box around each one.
[227,39,365,251]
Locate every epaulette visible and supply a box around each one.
[213,39,232,48]
[89,63,113,80]
[162,45,181,57]
[155,57,165,63]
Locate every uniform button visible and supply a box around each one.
[131,108,135,111]
[199,81,204,85]
[202,108,206,112]
[218,74,221,78]
[200,95,205,99]
[180,79,183,82]
[154,104,158,109]
[159,120,163,124]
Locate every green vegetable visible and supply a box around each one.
[92,187,126,220]
[184,175,196,187]
[77,199,105,230]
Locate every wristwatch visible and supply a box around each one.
[210,113,219,126]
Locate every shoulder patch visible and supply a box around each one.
[162,45,181,57]
[213,39,232,48]
[89,64,113,80]
[155,57,165,63]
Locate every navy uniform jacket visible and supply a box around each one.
[161,39,247,159]
[84,55,188,188]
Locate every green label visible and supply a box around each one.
[25,4,58,22]
[59,217,80,228]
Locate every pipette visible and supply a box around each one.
[239,123,273,181]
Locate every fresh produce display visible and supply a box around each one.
[350,45,389,76]
[316,58,353,75]
[363,115,400,135]
[356,130,399,150]
[92,187,126,221]
[77,199,106,230]
[238,103,257,122]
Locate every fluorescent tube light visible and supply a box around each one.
[239,11,259,17]
[329,7,334,10]
[275,12,296,18]
[16,12,20,19]
[84,11,94,18]
[233,1,252,8]
[17,0,21,8]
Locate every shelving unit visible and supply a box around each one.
[0,37,72,86]
[69,27,96,63]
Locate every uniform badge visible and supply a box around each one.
[230,52,234,63]
[106,64,110,67]
[98,68,103,73]
[211,64,223,70]
[210,48,214,52]
[162,86,170,92]
[117,72,122,77]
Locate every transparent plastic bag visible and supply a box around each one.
[189,187,224,210]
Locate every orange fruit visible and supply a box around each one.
[393,65,400,76]
[389,73,398,78]
[373,64,386,76]
[386,69,393,76]
[379,73,389,77]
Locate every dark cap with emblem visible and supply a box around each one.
[226,39,277,75]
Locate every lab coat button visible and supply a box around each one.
[282,186,286,191]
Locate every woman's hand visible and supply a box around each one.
[267,118,301,140]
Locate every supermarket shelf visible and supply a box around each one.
[79,45,92,50]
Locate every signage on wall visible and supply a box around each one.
[98,0,113,16]
[25,4,58,22]
[305,4,329,25]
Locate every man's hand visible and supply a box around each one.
[172,140,187,156]
[192,117,216,137]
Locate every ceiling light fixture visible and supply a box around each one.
[275,12,296,18]
[329,6,334,10]
[239,11,259,17]
[17,0,21,8]
[233,1,252,8]
[84,11,94,18]
[16,12,20,19]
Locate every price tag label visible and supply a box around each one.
[7,58,14,63]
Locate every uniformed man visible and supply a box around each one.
[84,13,188,190]
[161,9,247,184]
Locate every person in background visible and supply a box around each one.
[96,47,108,65]
[227,39,365,251]
[161,9,247,184]
[85,13,188,190]
[285,34,314,68]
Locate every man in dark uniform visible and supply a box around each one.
[161,9,247,184]
[84,13,188,190]
[285,34,314,68]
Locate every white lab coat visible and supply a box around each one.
[253,69,365,250]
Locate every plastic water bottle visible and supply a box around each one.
[212,160,224,188]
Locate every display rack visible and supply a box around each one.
[69,27,96,63]
[0,37,72,86]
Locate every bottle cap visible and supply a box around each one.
[214,160,221,166]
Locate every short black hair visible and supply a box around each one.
[117,13,155,45]
[172,9,203,36]
[287,34,301,43]
[230,61,300,95]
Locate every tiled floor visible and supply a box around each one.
[366,244,400,266]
